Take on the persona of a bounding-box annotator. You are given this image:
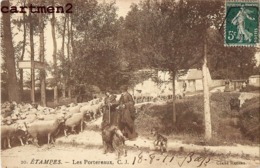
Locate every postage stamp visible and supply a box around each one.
[225,0,259,46]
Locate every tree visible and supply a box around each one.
[1,0,21,102]
[125,0,223,125]
[15,0,27,96]
[67,13,72,98]
[203,34,211,141]
[56,2,68,98]
[253,64,260,75]
[61,16,67,98]
[9,0,28,98]
[118,5,147,71]
[207,29,257,80]
[28,0,36,103]
[12,0,49,104]
[68,0,127,92]
[39,0,46,106]
[51,0,58,104]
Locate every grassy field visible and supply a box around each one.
[2,89,259,146]
[135,92,259,146]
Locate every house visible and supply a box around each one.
[133,78,161,97]
[249,75,260,87]
[177,69,212,92]
[131,68,212,97]
[231,79,247,91]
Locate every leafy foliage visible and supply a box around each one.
[207,29,257,79]
[69,1,128,91]
[1,0,258,102]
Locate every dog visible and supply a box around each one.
[101,124,127,159]
[151,127,168,153]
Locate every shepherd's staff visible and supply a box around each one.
[108,102,111,124]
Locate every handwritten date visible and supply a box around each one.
[127,152,210,167]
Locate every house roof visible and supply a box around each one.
[178,69,203,80]
[249,75,260,78]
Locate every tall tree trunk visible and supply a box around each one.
[61,17,67,98]
[51,0,58,104]
[19,0,26,98]
[39,11,46,107]
[70,16,75,62]
[29,9,35,104]
[1,0,21,103]
[69,14,75,98]
[172,70,176,125]
[203,39,212,141]
[67,14,71,98]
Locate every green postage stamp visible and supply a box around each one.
[225,0,259,46]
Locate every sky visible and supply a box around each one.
[104,0,141,17]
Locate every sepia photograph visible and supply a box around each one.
[1,0,259,167]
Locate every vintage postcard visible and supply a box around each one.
[1,0,259,168]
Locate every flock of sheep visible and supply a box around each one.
[1,98,104,149]
[1,93,172,150]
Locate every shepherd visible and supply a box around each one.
[117,85,138,140]
[102,89,118,129]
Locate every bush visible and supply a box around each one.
[1,88,8,102]
[135,92,259,144]
[210,92,240,116]
[241,85,260,92]
[239,97,260,142]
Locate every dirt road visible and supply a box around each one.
[1,143,259,168]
